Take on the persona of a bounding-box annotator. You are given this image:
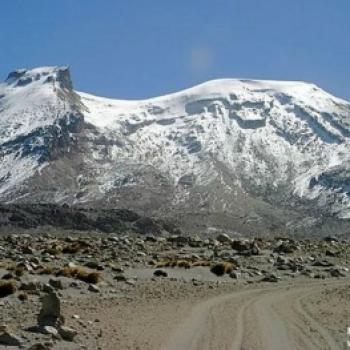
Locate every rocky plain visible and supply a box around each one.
[0,222,349,349]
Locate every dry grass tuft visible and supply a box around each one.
[57,266,102,284]
[38,266,55,275]
[0,280,17,298]
[156,259,192,269]
[192,260,212,267]
[176,260,191,269]
[155,261,168,268]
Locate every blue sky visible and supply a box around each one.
[0,0,349,100]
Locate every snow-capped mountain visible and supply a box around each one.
[1,66,350,234]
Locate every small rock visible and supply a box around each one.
[323,235,338,243]
[111,266,124,273]
[125,279,136,286]
[84,261,104,271]
[312,259,333,267]
[41,325,59,337]
[28,342,53,350]
[20,281,40,291]
[216,233,232,243]
[261,273,279,282]
[0,331,23,347]
[88,284,100,293]
[49,278,65,290]
[230,271,241,279]
[114,274,127,282]
[329,268,346,277]
[59,326,77,341]
[153,269,168,277]
[43,284,55,294]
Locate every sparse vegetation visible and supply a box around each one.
[0,280,17,298]
[57,266,102,284]
[210,262,234,276]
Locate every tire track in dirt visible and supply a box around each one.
[163,281,347,350]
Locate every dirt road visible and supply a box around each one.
[60,279,349,350]
[163,282,347,350]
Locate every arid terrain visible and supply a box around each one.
[0,230,349,349]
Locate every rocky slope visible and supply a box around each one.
[1,66,350,234]
[0,232,349,349]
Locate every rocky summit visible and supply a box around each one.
[1,66,350,235]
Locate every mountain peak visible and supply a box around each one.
[5,65,73,90]
[1,65,350,234]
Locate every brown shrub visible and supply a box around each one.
[210,262,234,276]
[0,280,17,298]
[18,292,28,301]
[82,272,101,284]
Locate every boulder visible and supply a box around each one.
[37,292,63,327]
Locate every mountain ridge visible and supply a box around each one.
[1,66,350,235]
